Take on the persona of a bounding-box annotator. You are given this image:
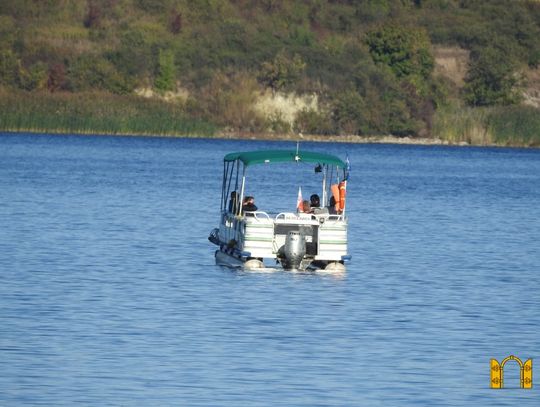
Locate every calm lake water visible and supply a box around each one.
[1,132,539,406]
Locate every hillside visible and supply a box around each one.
[1,0,540,145]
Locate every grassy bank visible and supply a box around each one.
[433,105,540,147]
[0,90,216,137]
[1,89,539,148]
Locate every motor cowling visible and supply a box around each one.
[282,231,306,270]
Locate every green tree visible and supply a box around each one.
[464,46,523,106]
[365,24,434,80]
[352,60,426,135]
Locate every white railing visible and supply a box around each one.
[243,211,271,220]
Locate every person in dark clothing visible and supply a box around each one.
[310,193,328,214]
[310,194,320,208]
[242,196,258,212]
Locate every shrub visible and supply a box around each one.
[154,49,175,93]
[195,71,263,131]
[110,28,155,78]
[47,62,68,92]
[69,56,132,94]
[332,90,368,135]
[258,51,306,92]
[294,108,334,135]
[18,62,48,91]
[266,112,291,134]
[0,49,19,86]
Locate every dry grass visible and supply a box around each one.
[432,46,470,87]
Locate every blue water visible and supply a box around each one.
[1,133,539,406]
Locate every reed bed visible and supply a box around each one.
[488,106,540,147]
[432,105,493,145]
[0,90,216,137]
[2,90,538,147]
[433,104,540,147]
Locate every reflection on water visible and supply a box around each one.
[1,133,539,406]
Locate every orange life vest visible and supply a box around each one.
[331,184,340,212]
[338,181,346,211]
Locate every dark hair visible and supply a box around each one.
[310,194,320,207]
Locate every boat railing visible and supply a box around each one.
[322,214,346,222]
[243,211,271,220]
[239,211,345,224]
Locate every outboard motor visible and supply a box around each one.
[282,231,306,270]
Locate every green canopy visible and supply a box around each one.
[224,150,346,168]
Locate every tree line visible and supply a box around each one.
[0,0,539,139]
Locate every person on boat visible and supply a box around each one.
[228,191,239,213]
[327,196,341,215]
[310,194,328,215]
[299,200,311,213]
[310,194,320,208]
[242,196,258,212]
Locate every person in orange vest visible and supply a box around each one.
[301,200,311,213]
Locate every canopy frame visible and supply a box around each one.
[221,149,348,216]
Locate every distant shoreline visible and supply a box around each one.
[2,128,537,149]
[218,131,465,146]
[1,91,538,148]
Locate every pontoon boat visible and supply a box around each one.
[208,149,351,271]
